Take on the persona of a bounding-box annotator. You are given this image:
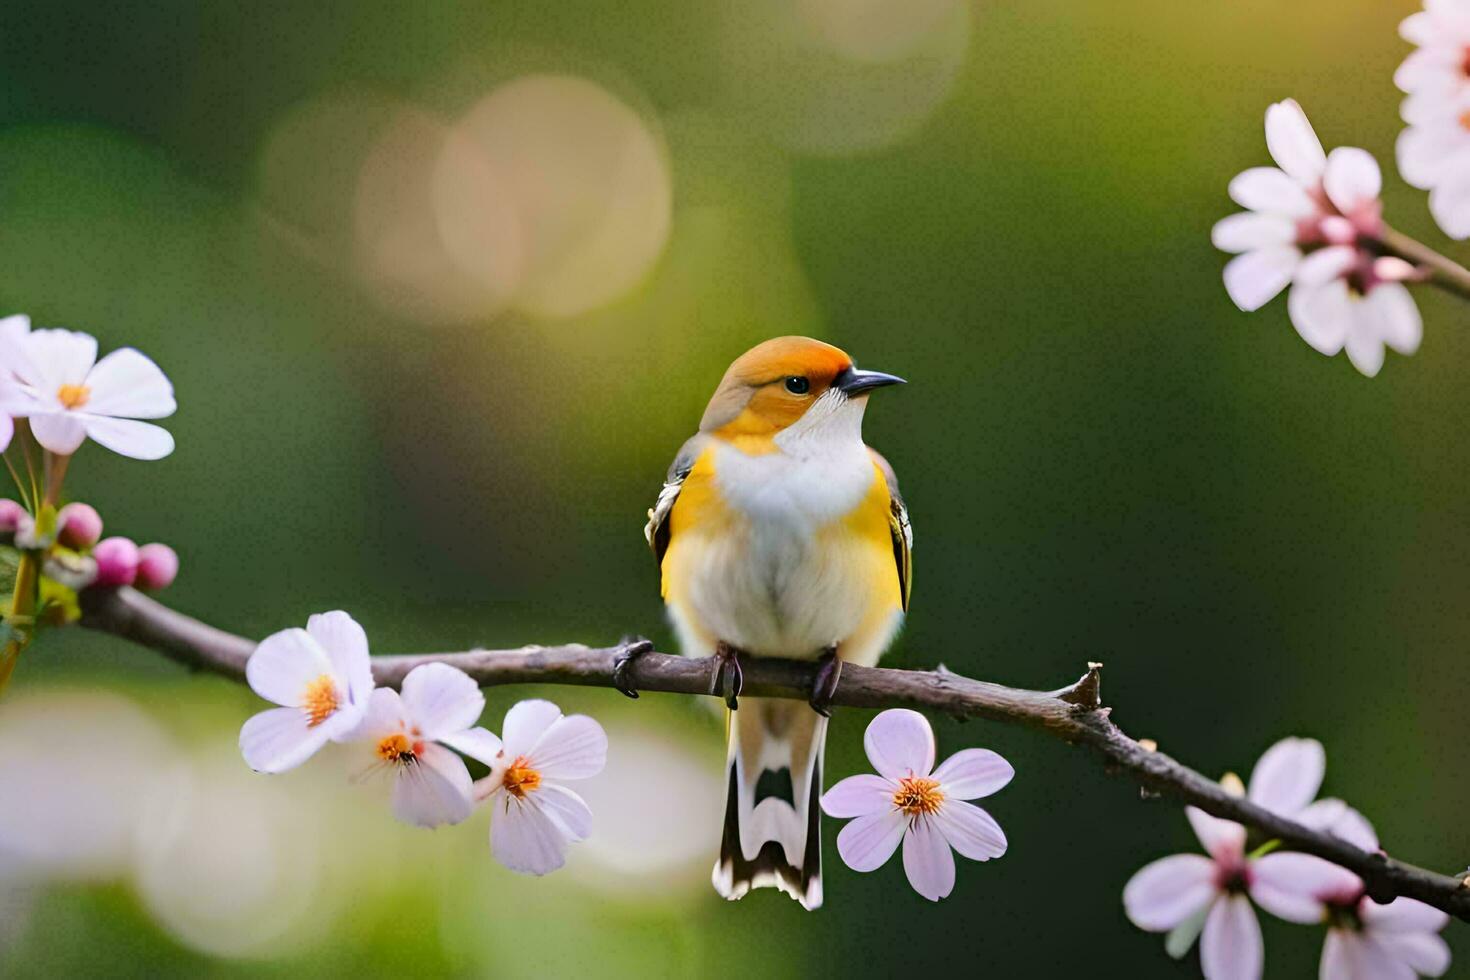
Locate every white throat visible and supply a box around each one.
[773,390,867,459]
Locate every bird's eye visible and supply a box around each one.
[784,376,810,395]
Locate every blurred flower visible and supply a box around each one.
[1396,3,1470,239]
[464,698,608,875]
[1396,91,1470,240]
[1214,100,1420,377]
[240,611,375,774]
[0,313,36,451]
[90,535,139,587]
[56,502,103,550]
[3,328,175,459]
[352,663,489,828]
[1123,806,1357,980]
[1322,892,1451,979]
[1395,1,1470,105]
[135,542,179,591]
[0,689,179,880]
[820,708,1011,902]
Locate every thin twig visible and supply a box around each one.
[76,586,1470,922]
[1380,225,1470,302]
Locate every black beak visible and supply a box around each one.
[834,366,906,396]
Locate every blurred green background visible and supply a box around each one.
[1,0,1466,976]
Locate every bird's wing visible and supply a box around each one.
[868,447,912,612]
[645,435,702,569]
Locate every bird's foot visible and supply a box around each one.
[711,642,744,710]
[612,636,655,699]
[809,647,843,717]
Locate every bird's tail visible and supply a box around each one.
[712,697,825,910]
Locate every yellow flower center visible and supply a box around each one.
[1460,110,1470,133]
[892,776,945,816]
[300,674,340,727]
[376,732,416,764]
[57,384,90,409]
[502,756,542,798]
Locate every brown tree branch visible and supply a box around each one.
[78,586,1470,922]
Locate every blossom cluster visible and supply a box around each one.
[1214,0,1470,378]
[239,611,607,875]
[1124,737,1450,979]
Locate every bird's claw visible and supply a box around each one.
[809,648,842,717]
[712,642,744,711]
[612,636,655,699]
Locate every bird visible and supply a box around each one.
[631,336,911,910]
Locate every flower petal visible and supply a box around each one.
[821,774,897,818]
[1200,893,1262,980]
[391,742,473,828]
[81,347,175,419]
[19,329,97,392]
[933,799,1006,861]
[439,726,503,766]
[500,698,563,758]
[834,808,906,872]
[863,708,936,779]
[1251,852,1360,922]
[1429,175,1470,239]
[352,686,408,741]
[239,706,330,773]
[1223,247,1299,312]
[492,793,572,875]
[1265,99,1327,183]
[1212,212,1296,254]
[1378,931,1452,977]
[1329,931,1415,980]
[79,416,174,460]
[400,662,484,740]
[901,818,955,901]
[534,782,593,841]
[1288,280,1352,356]
[1123,853,1218,931]
[1299,799,1379,851]
[1186,807,1246,862]
[1360,896,1450,934]
[1247,737,1325,816]
[529,714,607,780]
[306,611,374,714]
[1345,304,1388,379]
[1396,123,1470,189]
[931,748,1014,800]
[246,627,333,707]
[1294,246,1357,288]
[1323,147,1382,214]
[28,413,88,455]
[0,414,12,453]
[1228,167,1316,216]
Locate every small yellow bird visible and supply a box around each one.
[637,336,911,910]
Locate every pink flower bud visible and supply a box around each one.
[0,499,26,534]
[1372,256,1418,283]
[135,543,179,592]
[92,536,140,588]
[57,502,103,550]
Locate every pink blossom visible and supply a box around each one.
[1213,100,1421,377]
[1124,808,1360,980]
[819,709,1012,902]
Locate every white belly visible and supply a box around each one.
[673,439,880,660]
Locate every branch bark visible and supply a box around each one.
[78,586,1470,922]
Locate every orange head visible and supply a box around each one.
[699,336,904,442]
